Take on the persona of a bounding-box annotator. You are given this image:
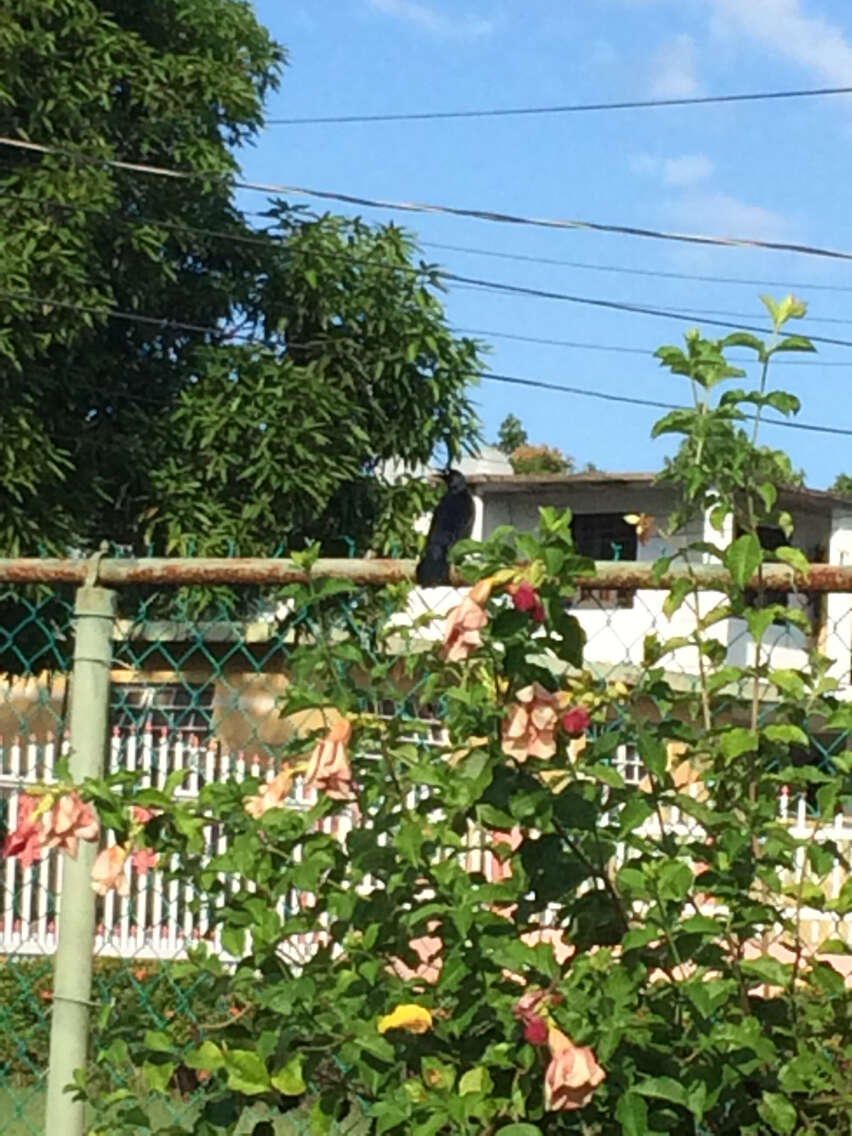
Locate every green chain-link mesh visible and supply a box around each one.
[0,578,849,1133]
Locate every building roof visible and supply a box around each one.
[464,470,852,511]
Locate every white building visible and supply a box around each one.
[411,471,852,693]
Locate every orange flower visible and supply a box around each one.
[244,766,295,819]
[389,927,443,985]
[544,1029,606,1112]
[441,579,492,663]
[305,720,354,800]
[91,845,130,897]
[3,794,43,868]
[131,847,158,876]
[501,684,560,762]
[41,793,99,859]
[489,827,523,882]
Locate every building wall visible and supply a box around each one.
[474,485,842,684]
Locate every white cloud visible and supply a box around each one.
[661,154,715,187]
[630,153,661,176]
[710,0,852,84]
[648,33,701,97]
[666,192,791,241]
[630,152,714,186]
[367,0,494,38]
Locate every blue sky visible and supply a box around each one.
[239,0,852,487]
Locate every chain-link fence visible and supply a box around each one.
[3,558,852,1133]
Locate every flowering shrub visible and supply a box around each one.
[10,298,852,1134]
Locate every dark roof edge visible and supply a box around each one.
[465,471,852,509]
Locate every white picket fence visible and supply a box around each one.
[3,729,852,960]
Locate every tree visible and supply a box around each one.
[0,2,480,558]
[496,413,528,455]
[830,474,852,496]
[509,445,573,475]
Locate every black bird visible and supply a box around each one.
[416,469,475,587]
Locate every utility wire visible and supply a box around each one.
[446,275,852,350]
[423,240,852,294]
[2,134,852,263]
[10,184,852,304]
[1,288,849,439]
[4,275,852,353]
[5,189,851,346]
[267,84,852,125]
[479,372,852,438]
[456,327,850,367]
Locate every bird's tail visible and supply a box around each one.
[416,547,450,587]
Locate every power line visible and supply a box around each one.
[447,274,852,350]
[3,134,852,263]
[456,327,851,367]
[0,290,247,341]
[1,288,849,439]
[266,84,852,126]
[479,372,852,438]
[5,270,852,357]
[423,240,852,294]
[9,186,852,311]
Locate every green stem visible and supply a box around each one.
[751,355,771,447]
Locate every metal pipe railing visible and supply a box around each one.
[0,556,849,591]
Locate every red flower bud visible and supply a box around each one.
[561,706,590,738]
[513,583,545,623]
[524,1016,549,1045]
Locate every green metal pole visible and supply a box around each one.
[44,584,116,1135]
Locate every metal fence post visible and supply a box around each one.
[44,581,116,1135]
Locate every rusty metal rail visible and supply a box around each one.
[0,557,850,590]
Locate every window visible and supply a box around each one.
[569,514,637,609]
[111,682,214,740]
[571,514,638,562]
[616,745,645,787]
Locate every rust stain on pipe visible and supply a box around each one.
[0,557,850,591]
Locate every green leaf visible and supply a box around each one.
[757,482,777,512]
[458,1066,493,1096]
[764,724,809,746]
[725,533,762,587]
[496,1127,543,1136]
[142,1060,176,1095]
[143,1031,174,1054]
[420,1057,455,1091]
[635,1076,688,1108]
[758,1091,797,1135]
[658,860,692,902]
[618,795,653,837]
[663,576,693,620]
[721,331,766,355]
[774,546,809,577]
[774,335,815,354]
[763,390,800,416]
[271,1054,306,1096]
[185,1041,224,1072]
[742,957,791,987]
[616,1092,648,1136]
[224,1049,271,1095]
[720,728,758,760]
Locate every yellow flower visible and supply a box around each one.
[623,513,655,545]
[377,1004,433,1035]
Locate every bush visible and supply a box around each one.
[509,444,572,475]
[18,297,852,1134]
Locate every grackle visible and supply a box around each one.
[416,469,475,587]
